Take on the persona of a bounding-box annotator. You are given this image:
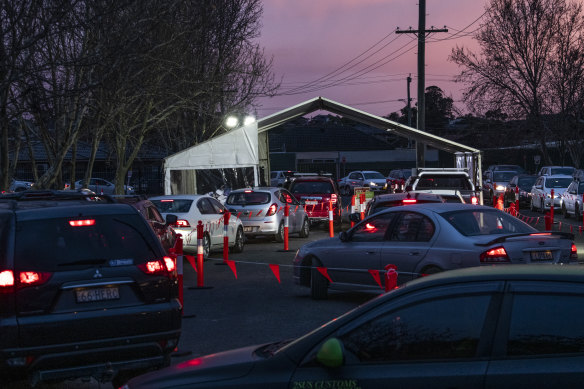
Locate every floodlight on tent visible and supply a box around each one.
[225,116,239,128]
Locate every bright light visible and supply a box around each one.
[243,116,255,126]
[225,116,239,128]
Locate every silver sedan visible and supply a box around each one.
[293,203,578,299]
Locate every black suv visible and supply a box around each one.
[0,191,181,387]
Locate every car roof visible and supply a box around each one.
[229,187,279,193]
[372,192,443,202]
[542,174,573,179]
[289,176,334,182]
[376,202,491,214]
[149,194,209,200]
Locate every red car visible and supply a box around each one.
[287,175,341,225]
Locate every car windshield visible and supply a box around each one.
[441,209,535,236]
[363,172,385,179]
[518,177,537,190]
[416,175,473,190]
[15,214,158,271]
[151,199,193,213]
[551,167,574,175]
[545,178,572,188]
[226,191,271,205]
[493,172,516,182]
[290,181,334,194]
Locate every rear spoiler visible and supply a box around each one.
[475,231,575,247]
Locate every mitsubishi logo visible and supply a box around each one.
[93,269,103,279]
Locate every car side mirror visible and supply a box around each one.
[349,213,361,223]
[316,338,344,368]
[339,231,349,242]
[165,214,178,225]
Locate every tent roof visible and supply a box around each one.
[257,96,480,155]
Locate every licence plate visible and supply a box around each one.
[530,251,553,261]
[76,287,120,303]
[305,200,318,205]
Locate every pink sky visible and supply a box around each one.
[255,0,487,118]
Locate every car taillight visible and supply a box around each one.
[480,246,510,263]
[571,243,578,261]
[266,203,278,216]
[139,257,176,276]
[0,270,52,292]
[175,219,190,227]
[0,270,14,288]
[471,196,478,205]
[402,199,417,204]
[69,219,96,227]
[331,194,337,204]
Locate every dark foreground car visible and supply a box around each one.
[0,191,181,387]
[123,265,584,389]
[294,203,577,299]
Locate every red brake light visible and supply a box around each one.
[244,190,253,193]
[480,246,510,263]
[402,199,417,204]
[164,256,176,272]
[331,194,338,204]
[139,257,176,276]
[571,243,578,260]
[471,196,478,205]
[19,271,52,287]
[266,203,278,216]
[160,199,174,202]
[175,219,190,227]
[0,270,14,287]
[69,219,95,227]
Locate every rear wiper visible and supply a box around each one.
[58,258,107,266]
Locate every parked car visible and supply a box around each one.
[338,171,388,196]
[483,170,517,203]
[8,178,33,192]
[293,203,577,299]
[113,195,178,254]
[530,174,572,213]
[150,194,245,258]
[70,177,135,194]
[537,165,576,176]
[123,265,584,389]
[287,175,341,225]
[503,174,538,208]
[385,168,413,192]
[0,190,181,387]
[560,178,584,219]
[357,191,448,218]
[270,170,296,187]
[404,168,479,204]
[225,187,310,241]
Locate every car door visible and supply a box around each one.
[291,282,502,389]
[380,211,436,285]
[208,197,237,240]
[279,189,302,232]
[532,177,544,208]
[327,212,398,287]
[196,197,222,246]
[485,281,584,389]
[563,181,577,214]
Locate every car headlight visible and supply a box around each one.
[369,182,377,187]
[495,185,505,191]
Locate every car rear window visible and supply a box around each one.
[226,192,271,205]
[544,178,572,188]
[289,181,334,194]
[440,209,534,236]
[550,167,574,175]
[493,172,516,181]
[518,177,536,190]
[363,172,385,179]
[15,214,159,271]
[416,175,473,190]
[151,199,193,213]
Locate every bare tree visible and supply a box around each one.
[450,0,584,165]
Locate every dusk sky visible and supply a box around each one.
[255,0,487,119]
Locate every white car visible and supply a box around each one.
[73,178,134,195]
[560,179,584,218]
[530,174,572,213]
[150,194,244,258]
[270,170,295,187]
[338,170,387,195]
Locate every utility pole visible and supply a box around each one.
[406,74,412,128]
[396,0,447,168]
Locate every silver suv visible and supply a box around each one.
[225,187,310,241]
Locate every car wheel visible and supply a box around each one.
[576,203,581,219]
[202,234,211,261]
[298,218,310,238]
[422,266,442,276]
[274,222,284,243]
[563,203,570,219]
[310,259,328,300]
[230,227,244,253]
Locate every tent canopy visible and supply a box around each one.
[164,97,482,195]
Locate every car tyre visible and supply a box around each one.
[230,227,244,253]
[576,203,581,219]
[275,222,284,243]
[422,266,442,276]
[563,203,570,219]
[298,218,310,238]
[310,260,328,300]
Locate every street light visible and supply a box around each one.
[225,114,256,129]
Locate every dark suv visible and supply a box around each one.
[287,175,341,225]
[0,190,181,387]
